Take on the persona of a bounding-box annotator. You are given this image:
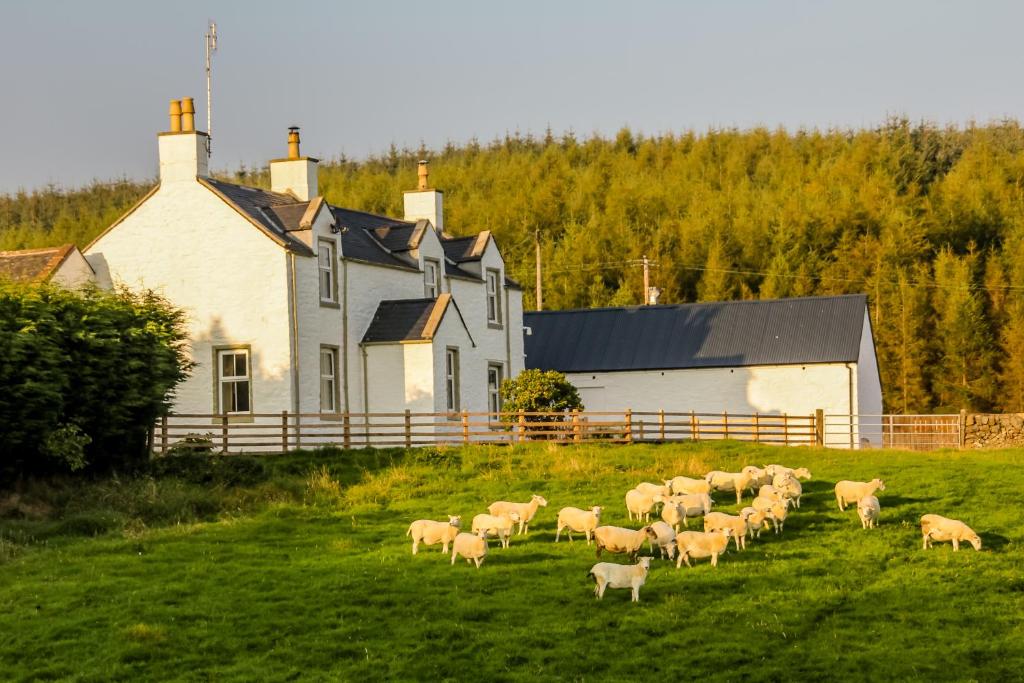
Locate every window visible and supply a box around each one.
[217,348,251,414]
[486,269,502,326]
[320,346,339,413]
[445,347,460,412]
[424,258,441,298]
[318,239,337,304]
[487,363,503,418]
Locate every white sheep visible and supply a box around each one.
[664,492,713,529]
[625,488,661,522]
[757,484,786,502]
[471,512,521,549]
[741,465,773,492]
[406,515,461,555]
[752,495,790,534]
[703,511,749,551]
[665,475,712,495]
[450,530,489,568]
[705,470,751,505]
[834,479,885,511]
[660,501,685,533]
[772,473,803,509]
[740,506,770,538]
[765,464,813,481]
[555,506,603,544]
[857,495,880,530]
[593,525,655,561]
[921,514,982,552]
[635,481,671,498]
[488,494,548,535]
[588,557,653,602]
[647,521,678,559]
[674,529,731,568]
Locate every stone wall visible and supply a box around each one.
[964,413,1024,448]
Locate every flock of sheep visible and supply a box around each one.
[406,462,982,602]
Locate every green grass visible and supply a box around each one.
[1,442,1023,681]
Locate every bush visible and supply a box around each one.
[500,369,583,419]
[147,453,269,487]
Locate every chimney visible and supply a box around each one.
[270,126,318,201]
[403,160,443,231]
[158,97,209,183]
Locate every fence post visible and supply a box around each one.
[638,420,645,442]
[625,409,633,443]
[405,409,412,448]
[221,414,229,454]
[518,410,526,443]
[160,415,168,455]
[753,412,760,444]
[659,409,665,441]
[281,410,289,454]
[723,411,729,440]
[572,409,581,442]
[462,410,470,444]
[295,414,302,451]
[815,409,824,447]
[958,409,967,448]
[691,410,699,441]
[343,412,351,449]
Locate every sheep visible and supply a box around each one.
[593,525,655,561]
[705,470,751,505]
[857,495,880,530]
[555,506,603,544]
[471,512,521,549]
[772,473,803,509]
[834,479,886,511]
[635,481,671,498]
[921,514,982,552]
[407,515,461,555]
[703,511,750,551]
[741,466,773,493]
[625,488,661,522]
[488,494,549,535]
[450,530,489,568]
[646,521,678,559]
[588,557,653,602]
[757,484,786,502]
[740,506,770,538]
[675,529,731,568]
[660,501,685,533]
[664,493,713,529]
[752,495,790,534]
[665,475,712,496]
[765,464,813,481]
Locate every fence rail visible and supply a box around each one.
[823,413,961,450]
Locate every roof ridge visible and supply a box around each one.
[0,244,73,257]
[524,294,867,315]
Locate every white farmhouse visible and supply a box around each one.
[524,295,883,446]
[85,98,524,430]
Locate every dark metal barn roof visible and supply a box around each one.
[524,294,868,373]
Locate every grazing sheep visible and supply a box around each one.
[488,495,549,535]
[647,521,678,559]
[705,470,751,505]
[451,530,489,568]
[772,473,803,509]
[471,512,521,549]
[635,481,672,498]
[664,493,713,529]
[588,557,653,602]
[675,529,731,568]
[741,466,773,492]
[594,525,655,561]
[665,476,712,496]
[703,511,750,551]
[625,489,661,522]
[752,495,790,534]
[765,464,812,481]
[660,501,685,533]
[407,515,461,555]
[555,506,603,544]
[834,479,886,511]
[740,506,770,538]
[921,514,982,552]
[857,495,880,529]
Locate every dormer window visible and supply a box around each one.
[318,239,337,304]
[424,258,441,298]
[486,269,502,327]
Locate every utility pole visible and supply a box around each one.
[204,21,218,157]
[642,255,650,305]
[535,229,543,310]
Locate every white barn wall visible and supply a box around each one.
[856,310,884,446]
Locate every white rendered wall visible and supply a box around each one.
[856,309,884,446]
[52,249,96,288]
[403,190,443,232]
[86,180,292,416]
[270,159,317,201]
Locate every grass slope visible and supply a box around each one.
[1,442,1023,681]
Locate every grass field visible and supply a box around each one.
[1,442,1023,681]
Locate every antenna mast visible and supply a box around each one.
[205,21,218,157]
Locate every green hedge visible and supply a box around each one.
[0,281,191,476]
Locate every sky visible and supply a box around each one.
[1,0,1023,193]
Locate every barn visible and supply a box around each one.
[524,294,882,445]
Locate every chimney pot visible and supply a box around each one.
[417,160,429,190]
[180,97,195,132]
[168,99,182,133]
[288,127,301,160]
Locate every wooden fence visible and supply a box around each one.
[823,413,961,450]
[154,410,819,454]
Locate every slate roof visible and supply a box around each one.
[524,294,868,373]
[362,298,439,343]
[330,207,420,270]
[0,244,77,283]
[442,235,482,262]
[201,179,313,254]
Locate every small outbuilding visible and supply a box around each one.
[0,244,95,288]
[524,294,882,446]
